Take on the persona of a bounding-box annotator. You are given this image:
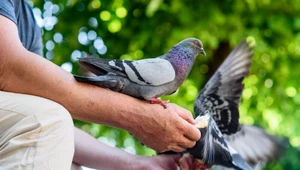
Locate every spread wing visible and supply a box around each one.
[200,40,254,103]
[194,39,254,135]
[78,56,176,86]
[224,125,288,167]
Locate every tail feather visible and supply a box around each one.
[74,75,125,92]
[78,57,111,75]
[78,57,127,77]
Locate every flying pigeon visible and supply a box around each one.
[210,124,288,170]
[186,39,254,170]
[74,38,206,108]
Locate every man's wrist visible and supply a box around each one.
[116,98,150,132]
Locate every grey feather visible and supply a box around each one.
[223,125,288,169]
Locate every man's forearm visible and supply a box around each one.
[73,127,140,170]
[1,46,148,130]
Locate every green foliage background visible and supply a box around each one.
[30,0,300,169]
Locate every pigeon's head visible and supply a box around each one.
[178,38,206,56]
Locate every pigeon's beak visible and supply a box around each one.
[200,48,206,56]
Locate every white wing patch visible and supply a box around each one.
[124,58,176,86]
[108,60,123,71]
[108,60,116,67]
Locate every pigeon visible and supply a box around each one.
[74,38,206,108]
[186,39,254,170]
[210,124,288,170]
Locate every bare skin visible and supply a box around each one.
[0,15,200,153]
[74,127,193,170]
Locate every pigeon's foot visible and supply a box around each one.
[149,98,170,108]
[192,160,207,170]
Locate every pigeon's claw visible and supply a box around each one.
[192,160,207,170]
[149,98,170,108]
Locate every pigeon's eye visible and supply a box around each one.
[193,40,199,46]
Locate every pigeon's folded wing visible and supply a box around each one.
[78,56,176,86]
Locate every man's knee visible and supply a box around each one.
[28,99,75,169]
[35,100,75,169]
[0,93,75,169]
[33,98,74,131]
[0,92,74,140]
[0,91,74,131]
[32,98,75,149]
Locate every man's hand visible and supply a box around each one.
[128,102,201,152]
[137,153,196,170]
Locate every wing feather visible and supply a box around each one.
[224,125,288,167]
[200,40,254,103]
[78,56,176,86]
[123,58,176,86]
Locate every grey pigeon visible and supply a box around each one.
[74,38,206,107]
[186,39,254,170]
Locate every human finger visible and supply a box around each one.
[182,121,201,142]
[169,145,186,152]
[178,136,197,149]
[174,105,196,125]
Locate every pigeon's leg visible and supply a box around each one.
[149,98,170,108]
[192,160,207,170]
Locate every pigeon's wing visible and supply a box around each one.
[195,40,254,134]
[200,40,254,103]
[78,56,176,86]
[223,125,288,167]
[194,94,240,134]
